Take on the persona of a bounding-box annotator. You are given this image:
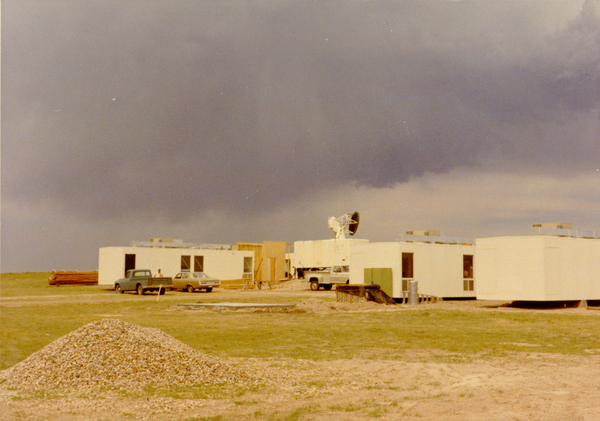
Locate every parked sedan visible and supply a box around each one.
[172,272,220,292]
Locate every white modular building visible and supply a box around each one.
[476,227,600,302]
[292,238,370,272]
[349,232,476,300]
[98,240,254,286]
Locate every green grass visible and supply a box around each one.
[328,401,388,417]
[2,272,54,297]
[126,384,258,400]
[0,272,110,299]
[2,273,600,371]
[261,405,321,421]
[3,299,600,370]
[181,417,224,421]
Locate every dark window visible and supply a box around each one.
[463,255,474,291]
[125,254,136,277]
[181,255,191,271]
[402,253,413,278]
[194,256,204,272]
[463,255,473,279]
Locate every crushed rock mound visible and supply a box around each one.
[4,319,252,390]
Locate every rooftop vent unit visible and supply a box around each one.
[405,230,440,237]
[531,223,573,230]
[399,230,473,245]
[531,222,575,238]
[132,240,231,249]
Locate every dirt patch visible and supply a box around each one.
[2,353,599,420]
[291,298,388,313]
[268,278,308,290]
[172,298,399,314]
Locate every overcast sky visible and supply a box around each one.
[2,0,599,273]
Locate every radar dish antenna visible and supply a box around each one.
[328,212,360,239]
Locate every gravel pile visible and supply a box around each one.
[3,319,253,390]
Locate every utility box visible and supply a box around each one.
[364,268,393,298]
[408,280,419,305]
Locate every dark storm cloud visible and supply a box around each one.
[3,1,599,224]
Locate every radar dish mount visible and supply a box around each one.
[328,212,360,239]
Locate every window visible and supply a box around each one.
[463,255,474,291]
[402,253,413,278]
[402,253,413,292]
[463,255,473,278]
[133,270,150,277]
[194,256,204,272]
[181,255,191,271]
[243,257,253,279]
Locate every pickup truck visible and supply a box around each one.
[114,269,173,295]
[304,265,350,291]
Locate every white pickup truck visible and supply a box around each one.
[304,265,350,291]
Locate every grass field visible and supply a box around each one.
[0,272,121,301]
[2,273,600,371]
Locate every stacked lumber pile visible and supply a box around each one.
[219,279,256,290]
[48,271,98,286]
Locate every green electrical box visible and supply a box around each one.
[364,268,393,297]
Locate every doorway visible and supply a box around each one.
[124,254,136,277]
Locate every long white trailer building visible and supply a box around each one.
[98,242,254,286]
[476,232,600,302]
